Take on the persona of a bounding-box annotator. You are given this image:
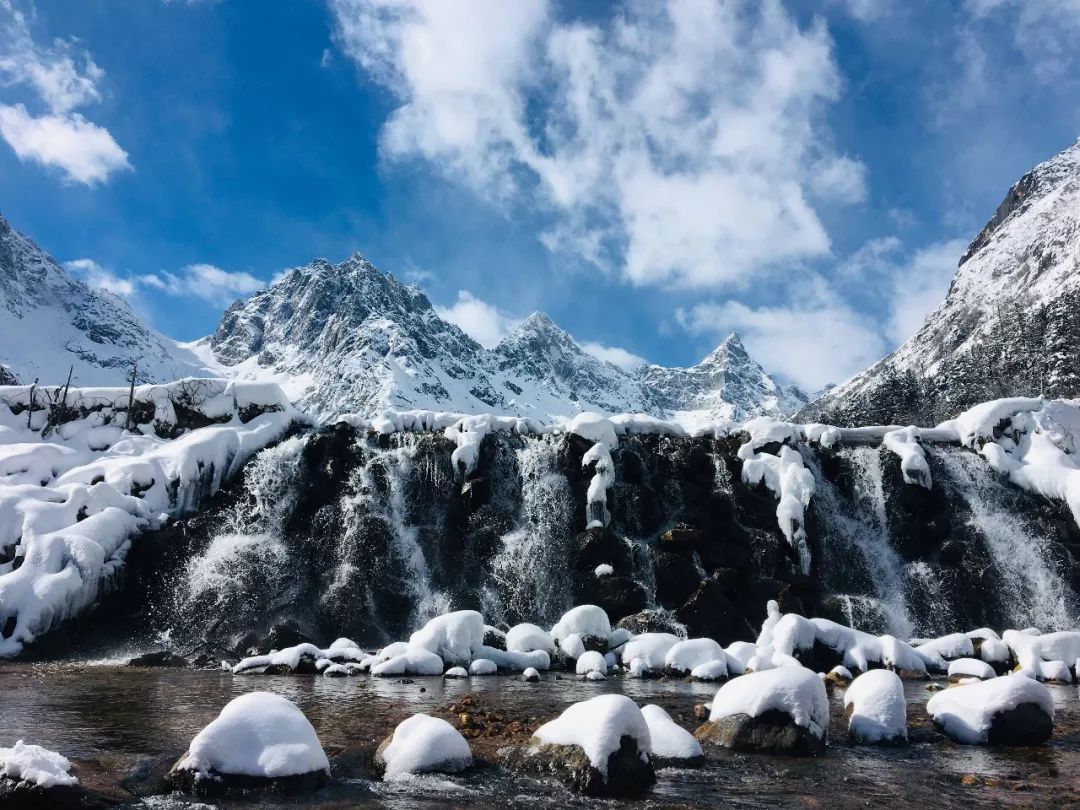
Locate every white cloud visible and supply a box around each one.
[330,0,865,290]
[886,238,966,343]
[676,282,887,391]
[0,104,129,184]
[0,1,128,184]
[434,290,521,348]
[959,0,1080,85]
[581,341,646,371]
[320,48,332,69]
[139,263,264,305]
[64,258,135,297]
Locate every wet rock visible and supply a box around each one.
[0,777,118,810]
[653,551,701,608]
[244,622,315,657]
[585,575,647,624]
[659,524,704,554]
[985,703,1054,746]
[127,650,188,668]
[676,573,753,644]
[483,625,507,651]
[512,735,656,797]
[165,766,328,799]
[574,527,632,574]
[616,609,685,637]
[694,709,826,756]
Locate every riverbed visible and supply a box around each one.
[1,664,1078,808]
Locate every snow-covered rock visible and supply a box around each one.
[444,666,468,679]
[928,674,1055,745]
[947,658,996,682]
[698,666,829,755]
[371,647,444,677]
[0,741,77,788]
[522,694,655,796]
[469,658,497,676]
[408,610,485,666]
[522,667,540,682]
[506,623,556,655]
[619,633,680,675]
[843,670,908,745]
[639,705,703,767]
[551,605,611,652]
[690,659,729,681]
[232,638,365,675]
[664,638,727,677]
[575,650,608,676]
[170,693,329,792]
[375,714,472,780]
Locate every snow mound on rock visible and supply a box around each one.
[576,650,607,676]
[926,674,1054,744]
[371,647,444,677]
[379,713,472,779]
[409,610,485,665]
[0,740,77,787]
[620,633,680,672]
[532,694,651,776]
[710,666,829,737]
[947,658,996,680]
[640,705,702,762]
[177,692,329,778]
[664,638,726,675]
[844,670,907,744]
[551,605,611,646]
[506,623,555,655]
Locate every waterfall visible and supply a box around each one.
[804,446,915,636]
[933,448,1078,631]
[482,435,574,627]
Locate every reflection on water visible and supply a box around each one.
[0,664,1078,808]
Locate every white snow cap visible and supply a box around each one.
[565,412,618,448]
[594,563,614,577]
[0,740,78,788]
[979,638,1010,664]
[640,705,703,762]
[506,623,556,655]
[444,666,468,679]
[926,674,1055,744]
[469,658,497,675]
[371,647,444,677]
[843,670,907,744]
[576,650,608,676]
[409,610,485,665]
[532,694,651,776]
[620,633,681,671]
[664,638,726,675]
[177,692,329,778]
[379,713,472,780]
[709,666,829,738]
[828,665,853,681]
[522,666,540,681]
[551,605,611,644]
[947,658,996,680]
[690,659,729,681]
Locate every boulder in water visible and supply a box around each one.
[927,674,1054,745]
[127,650,189,668]
[695,667,828,756]
[374,714,472,779]
[0,741,111,810]
[843,670,908,746]
[640,705,703,769]
[514,694,655,797]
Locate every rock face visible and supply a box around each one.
[0,214,208,386]
[513,736,655,797]
[984,703,1055,746]
[805,138,1080,426]
[695,709,826,756]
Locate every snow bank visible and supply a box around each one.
[0,740,77,787]
[379,714,472,779]
[177,692,329,778]
[940,397,1044,448]
[620,633,680,672]
[844,670,907,744]
[506,623,555,655]
[771,612,926,674]
[640,705,702,762]
[409,610,485,665]
[926,674,1054,744]
[883,426,931,488]
[0,383,296,656]
[664,638,727,676]
[532,694,650,775]
[914,633,975,671]
[709,666,829,738]
[948,658,996,680]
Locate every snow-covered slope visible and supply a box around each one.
[488,313,664,416]
[638,332,808,424]
[204,254,800,423]
[805,138,1080,426]
[0,214,209,386]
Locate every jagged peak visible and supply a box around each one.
[698,330,750,366]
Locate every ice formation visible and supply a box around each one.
[882,426,932,488]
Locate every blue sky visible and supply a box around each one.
[1,0,1079,391]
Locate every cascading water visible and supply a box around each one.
[803,446,915,636]
[933,447,1078,631]
[482,435,574,627]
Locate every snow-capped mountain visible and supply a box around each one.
[638,332,809,422]
[0,213,208,386]
[489,312,664,415]
[202,253,801,422]
[804,137,1080,426]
